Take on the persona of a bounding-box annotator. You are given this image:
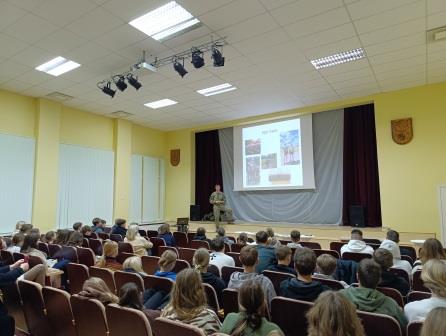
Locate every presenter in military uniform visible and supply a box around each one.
[209,184,234,228]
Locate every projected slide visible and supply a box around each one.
[242,119,302,188]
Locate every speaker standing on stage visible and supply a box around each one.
[209,184,234,228]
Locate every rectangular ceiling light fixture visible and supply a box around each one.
[144,98,178,109]
[35,56,80,76]
[310,48,365,69]
[129,1,200,41]
[197,83,237,96]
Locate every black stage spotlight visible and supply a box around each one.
[212,45,225,67]
[191,48,204,68]
[113,75,127,91]
[173,58,188,77]
[126,73,142,90]
[98,81,116,98]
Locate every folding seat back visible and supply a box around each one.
[82,238,90,248]
[221,266,243,284]
[173,259,190,273]
[313,249,340,259]
[222,288,239,317]
[104,227,111,234]
[61,245,79,262]
[139,229,147,237]
[153,317,206,336]
[88,238,103,255]
[224,242,231,252]
[71,294,108,336]
[106,304,152,336]
[178,247,196,265]
[368,243,381,250]
[413,270,429,292]
[143,275,174,293]
[208,264,220,277]
[118,242,134,254]
[407,321,423,336]
[90,232,99,239]
[48,243,62,258]
[312,276,345,290]
[187,232,196,244]
[150,237,166,256]
[37,242,50,256]
[227,252,242,267]
[173,231,188,248]
[98,232,110,240]
[117,252,136,264]
[364,239,382,245]
[401,255,414,265]
[388,267,410,284]
[271,297,313,336]
[329,241,344,255]
[400,245,417,262]
[407,291,431,303]
[0,249,14,265]
[377,287,404,308]
[110,234,123,242]
[142,255,160,274]
[159,245,179,257]
[29,255,44,268]
[89,266,116,294]
[263,270,294,293]
[147,230,158,238]
[357,310,402,336]
[67,263,89,294]
[300,241,321,249]
[230,243,243,253]
[114,270,144,293]
[13,252,25,262]
[342,252,372,263]
[203,283,219,313]
[190,240,210,250]
[42,286,77,336]
[76,247,96,267]
[18,280,53,336]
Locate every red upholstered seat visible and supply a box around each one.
[300,241,322,249]
[67,263,89,294]
[263,270,294,293]
[208,264,220,277]
[89,266,116,294]
[173,231,188,248]
[227,252,242,267]
[230,243,244,253]
[221,266,243,284]
[153,317,206,336]
[377,287,405,308]
[358,310,402,336]
[312,276,345,290]
[407,321,423,336]
[178,247,196,265]
[190,240,210,250]
[222,288,239,317]
[407,291,431,303]
[150,237,166,256]
[114,270,144,293]
[141,255,160,275]
[110,234,123,242]
[76,247,96,267]
[97,232,110,240]
[37,242,50,256]
[313,249,340,259]
[413,270,430,292]
[172,259,190,273]
[147,230,158,238]
[342,251,372,263]
[271,297,313,336]
[143,275,174,293]
[42,286,77,336]
[159,245,179,257]
[203,283,220,313]
[71,294,108,336]
[88,238,103,255]
[329,241,344,255]
[48,244,62,258]
[106,303,152,336]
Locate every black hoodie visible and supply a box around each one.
[379,270,410,296]
[201,271,226,304]
[279,277,328,302]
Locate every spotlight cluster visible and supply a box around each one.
[172,44,225,78]
[97,73,142,98]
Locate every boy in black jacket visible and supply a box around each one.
[373,248,410,296]
[265,245,296,275]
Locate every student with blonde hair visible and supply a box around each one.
[96,240,121,271]
[124,223,153,256]
[420,307,446,336]
[161,268,221,335]
[193,248,226,303]
[307,291,364,336]
[405,259,446,322]
[78,277,118,305]
[123,256,147,276]
[155,250,177,280]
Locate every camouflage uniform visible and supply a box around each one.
[209,191,234,228]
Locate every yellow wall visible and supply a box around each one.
[0,90,36,137]
[131,124,166,157]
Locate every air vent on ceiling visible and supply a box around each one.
[45,91,74,101]
[427,26,446,43]
[110,110,134,118]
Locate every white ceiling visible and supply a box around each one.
[0,0,445,130]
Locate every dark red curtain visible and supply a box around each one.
[195,130,223,218]
[343,104,382,227]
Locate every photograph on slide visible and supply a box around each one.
[280,130,300,165]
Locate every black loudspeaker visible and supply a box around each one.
[190,205,201,221]
[349,205,366,227]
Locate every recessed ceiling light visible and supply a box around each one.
[129,1,200,41]
[197,83,237,96]
[310,48,365,69]
[35,56,80,76]
[144,99,178,109]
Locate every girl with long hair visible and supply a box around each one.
[124,223,153,256]
[193,248,226,303]
[119,282,143,310]
[413,238,446,273]
[420,307,446,336]
[78,277,118,305]
[96,240,121,271]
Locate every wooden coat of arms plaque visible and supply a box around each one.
[170,149,180,166]
[391,118,413,145]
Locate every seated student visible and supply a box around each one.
[412,238,446,273]
[54,229,71,245]
[119,282,143,310]
[379,229,412,276]
[154,250,177,280]
[19,223,33,235]
[43,231,56,244]
[6,233,24,253]
[209,237,235,272]
[220,280,283,335]
[72,222,83,232]
[193,227,211,243]
[228,245,276,307]
[255,231,277,273]
[236,232,248,247]
[124,223,153,257]
[341,259,407,329]
[91,217,105,234]
[122,256,147,276]
[314,254,349,288]
[78,277,119,305]
[13,221,25,235]
[158,223,176,247]
[81,225,92,238]
[67,231,84,247]
[279,247,328,302]
[194,248,226,304]
[216,227,234,246]
[111,218,127,236]
[52,231,84,263]
[266,227,281,248]
[266,245,296,275]
[405,259,446,322]
[420,307,446,336]
[340,229,374,256]
[21,232,47,262]
[96,240,122,271]
[306,291,364,336]
[287,230,302,249]
[373,248,409,296]
[161,269,221,335]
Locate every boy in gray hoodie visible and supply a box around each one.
[228,245,276,308]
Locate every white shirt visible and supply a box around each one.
[209,251,235,272]
[405,296,446,322]
[6,246,21,253]
[340,240,374,256]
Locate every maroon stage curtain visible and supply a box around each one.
[343,104,382,227]
[195,130,223,219]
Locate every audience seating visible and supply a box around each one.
[221,266,243,284]
[61,246,79,263]
[173,259,190,273]
[143,275,174,293]
[357,310,402,336]
[106,304,152,336]
[187,232,196,244]
[114,270,144,292]
[150,237,166,256]
[313,249,340,259]
[82,238,89,248]
[363,238,382,245]
[203,283,220,313]
[0,249,14,265]
[342,251,372,263]
[401,255,414,266]
[88,238,103,255]
[329,241,344,255]
[389,267,410,285]
[173,231,188,248]
[76,247,96,267]
[271,297,313,336]
[48,244,62,258]
[89,266,116,294]
[407,321,423,336]
[146,230,158,238]
[18,280,53,336]
[312,276,345,290]
[13,252,25,262]
[159,245,179,257]
[190,240,210,250]
[110,234,124,242]
[90,232,99,239]
[300,241,322,249]
[222,289,239,317]
[208,264,220,277]
[29,255,44,268]
[263,270,294,293]
[37,242,50,256]
[118,242,134,254]
[226,252,242,267]
[97,232,110,240]
[407,291,431,303]
[412,270,429,292]
[230,243,244,253]
[138,229,147,237]
[141,255,160,275]
[400,245,417,262]
[178,247,196,265]
[118,252,136,264]
[377,287,404,308]
[67,263,89,294]
[71,294,108,336]
[42,286,77,336]
[224,242,231,252]
[368,243,381,250]
[153,317,206,336]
